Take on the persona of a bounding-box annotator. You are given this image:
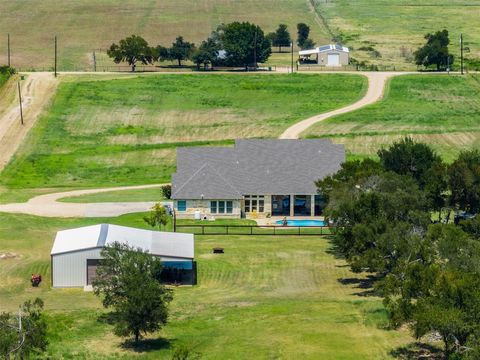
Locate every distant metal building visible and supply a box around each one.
[299,44,349,66]
[51,224,194,288]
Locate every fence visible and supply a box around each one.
[174,224,336,236]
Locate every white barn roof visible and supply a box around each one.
[51,224,194,259]
[299,44,349,56]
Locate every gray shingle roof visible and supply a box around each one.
[172,139,345,199]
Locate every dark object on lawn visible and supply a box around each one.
[31,274,42,287]
[282,217,288,226]
[454,212,476,225]
[213,247,224,254]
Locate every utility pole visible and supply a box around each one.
[54,36,57,77]
[460,33,464,75]
[7,33,10,67]
[291,42,294,73]
[253,27,257,70]
[18,81,24,125]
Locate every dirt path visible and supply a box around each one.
[0,184,169,218]
[0,73,59,170]
[279,72,404,139]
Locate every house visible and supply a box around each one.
[50,224,194,288]
[172,139,345,219]
[299,44,349,66]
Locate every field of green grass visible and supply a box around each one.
[0,211,414,358]
[316,0,480,70]
[0,73,366,189]
[0,0,328,70]
[59,187,165,203]
[305,74,480,161]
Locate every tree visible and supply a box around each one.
[414,29,453,71]
[192,38,220,70]
[301,38,316,50]
[107,35,155,72]
[169,36,195,66]
[161,184,172,199]
[272,24,291,52]
[0,298,48,358]
[221,22,271,68]
[143,203,169,230]
[448,150,480,213]
[378,137,443,188]
[93,242,173,344]
[155,45,170,62]
[297,23,310,48]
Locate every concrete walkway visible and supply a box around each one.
[279,72,404,139]
[0,184,169,218]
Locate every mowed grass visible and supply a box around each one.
[0,0,328,70]
[317,0,480,70]
[305,74,480,161]
[0,212,413,359]
[59,187,165,203]
[0,73,367,189]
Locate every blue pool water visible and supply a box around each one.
[275,219,326,227]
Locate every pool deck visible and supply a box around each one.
[254,216,325,226]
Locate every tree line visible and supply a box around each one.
[107,22,318,71]
[317,138,480,359]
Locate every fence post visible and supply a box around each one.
[202,225,205,235]
[273,226,276,236]
[298,226,300,235]
[226,226,229,235]
[250,226,253,235]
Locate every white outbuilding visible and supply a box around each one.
[50,224,194,288]
[299,44,349,66]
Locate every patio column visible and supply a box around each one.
[290,195,294,216]
[311,195,315,216]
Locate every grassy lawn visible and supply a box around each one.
[305,74,480,161]
[59,187,166,203]
[0,211,413,358]
[0,0,327,70]
[0,73,366,189]
[317,0,480,70]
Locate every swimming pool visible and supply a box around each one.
[275,219,326,227]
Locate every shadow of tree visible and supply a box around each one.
[390,342,443,359]
[121,337,173,353]
[337,274,382,297]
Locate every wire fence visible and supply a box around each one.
[174,224,336,236]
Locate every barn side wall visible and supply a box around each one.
[52,249,193,288]
[52,248,102,288]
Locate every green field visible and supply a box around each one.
[0,211,414,358]
[59,187,165,203]
[0,0,327,70]
[0,73,366,189]
[305,74,480,161]
[1,0,479,70]
[316,0,480,70]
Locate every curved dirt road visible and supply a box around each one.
[0,73,59,170]
[0,184,168,218]
[279,72,399,139]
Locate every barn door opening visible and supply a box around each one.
[86,259,102,285]
[327,53,340,66]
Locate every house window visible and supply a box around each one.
[244,195,266,213]
[177,200,186,212]
[210,201,217,213]
[218,201,225,214]
[226,201,233,213]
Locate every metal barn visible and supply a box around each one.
[50,224,194,288]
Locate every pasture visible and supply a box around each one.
[305,74,480,161]
[0,211,414,359]
[0,0,327,70]
[317,0,480,70]
[0,73,366,189]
